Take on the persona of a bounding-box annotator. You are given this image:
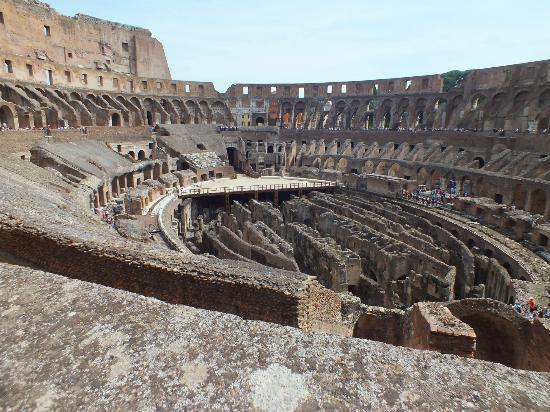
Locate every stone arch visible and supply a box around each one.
[199,100,213,123]
[172,100,191,124]
[323,157,335,169]
[312,157,322,168]
[337,157,348,173]
[537,114,549,132]
[396,98,410,129]
[471,94,486,110]
[211,101,230,125]
[431,169,443,188]
[334,100,349,129]
[512,91,530,113]
[447,95,463,127]
[128,151,135,160]
[116,96,143,126]
[383,112,391,129]
[70,92,82,101]
[0,105,16,129]
[388,163,402,177]
[379,99,393,129]
[363,112,375,129]
[186,100,203,124]
[111,112,121,126]
[363,160,375,174]
[138,150,146,161]
[294,101,306,129]
[414,98,427,128]
[281,102,292,128]
[538,89,550,108]
[162,162,169,174]
[375,161,388,175]
[349,99,361,128]
[160,99,179,124]
[473,156,485,168]
[416,167,429,185]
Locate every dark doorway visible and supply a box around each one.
[111,113,121,126]
[226,147,238,167]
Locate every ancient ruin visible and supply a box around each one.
[1,0,549,409]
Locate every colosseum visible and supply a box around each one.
[0,0,549,410]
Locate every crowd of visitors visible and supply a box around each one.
[0,123,88,133]
[321,126,539,135]
[513,297,550,320]
[400,179,461,207]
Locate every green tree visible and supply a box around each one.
[441,70,472,92]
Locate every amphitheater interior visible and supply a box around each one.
[0,0,550,410]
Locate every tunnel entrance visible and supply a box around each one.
[459,314,520,368]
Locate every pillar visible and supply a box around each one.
[112,177,120,197]
[525,191,533,213]
[99,185,107,207]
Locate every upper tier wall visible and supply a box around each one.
[0,0,170,79]
[226,74,443,98]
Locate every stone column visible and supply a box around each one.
[525,191,533,213]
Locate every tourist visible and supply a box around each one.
[527,297,538,313]
[544,303,550,319]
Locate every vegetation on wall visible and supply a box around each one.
[442,70,472,92]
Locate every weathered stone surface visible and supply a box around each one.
[1,264,549,411]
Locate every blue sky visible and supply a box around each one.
[46,0,550,92]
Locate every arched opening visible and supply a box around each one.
[323,157,335,169]
[162,162,169,174]
[375,162,388,175]
[138,150,146,160]
[538,116,549,132]
[416,167,429,185]
[383,112,391,129]
[0,105,15,129]
[530,189,546,215]
[415,111,424,126]
[337,158,348,173]
[128,151,135,160]
[363,161,375,174]
[364,113,375,129]
[388,163,401,178]
[146,111,153,126]
[294,102,306,129]
[539,89,550,108]
[456,313,521,368]
[111,113,121,127]
[431,169,443,188]
[512,184,527,209]
[255,117,265,126]
[473,157,485,169]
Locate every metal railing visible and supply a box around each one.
[179,180,336,196]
